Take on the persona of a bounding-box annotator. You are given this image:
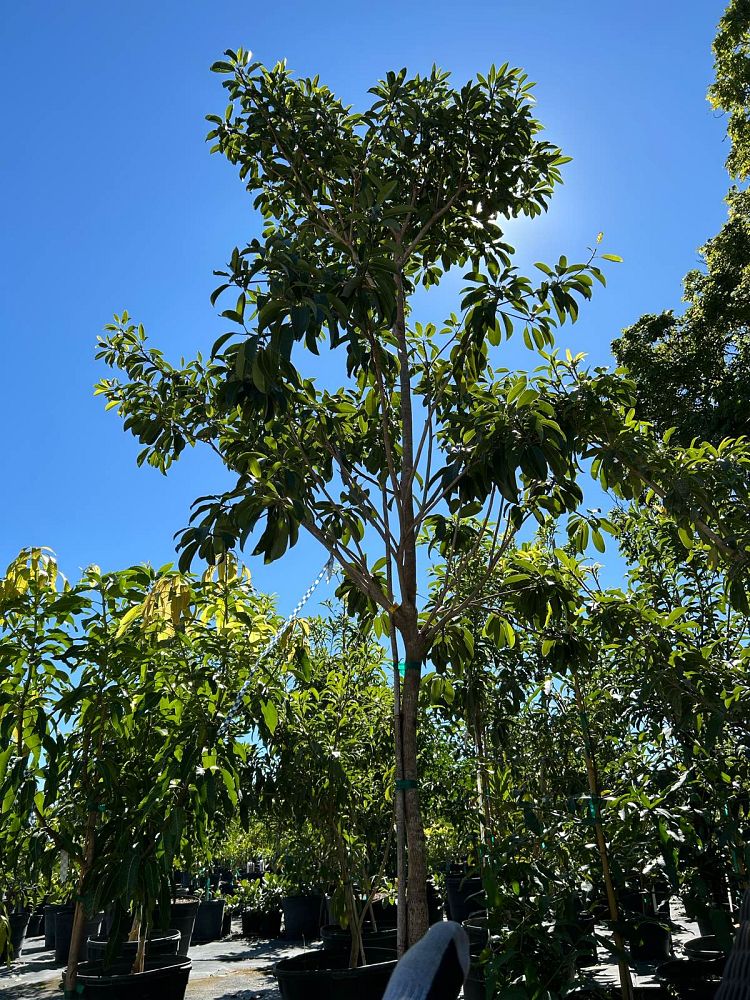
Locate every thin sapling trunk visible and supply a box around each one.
[572,672,634,1000]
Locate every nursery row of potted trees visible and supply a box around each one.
[0,550,292,996]
[4,534,750,1000]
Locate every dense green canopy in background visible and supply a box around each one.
[613,0,750,445]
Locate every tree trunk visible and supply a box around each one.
[63,807,97,995]
[392,261,428,946]
[131,913,147,975]
[572,674,634,1000]
[389,628,408,957]
[400,638,428,946]
[470,691,493,850]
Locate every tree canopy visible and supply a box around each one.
[612,2,750,445]
[612,187,750,445]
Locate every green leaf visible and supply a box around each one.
[291,305,310,337]
[115,603,143,638]
[261,699,278,734]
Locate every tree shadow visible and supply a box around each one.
[206,990,276,1000]
[0,982,59,1000]
[190,939,314,964]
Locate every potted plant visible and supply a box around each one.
[275,838,326,943]
[12,558,277,996]
[0,550,76,962]
[190,886,227,944]
[0,837,39,961]
[234,875,283,938]
[266,614,398,992]
[97,44,642,955]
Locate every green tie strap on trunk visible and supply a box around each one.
[396,779,418,791]
[587,796,602,822]
[396,660,422,677]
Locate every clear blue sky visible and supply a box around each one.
[0,1,731,612]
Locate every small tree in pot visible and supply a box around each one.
[267,612,396,970]
[14,556,281,994]
[233,875,284,938]
[0,549,80,963]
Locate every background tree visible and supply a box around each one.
[0,549,76,959]
[612,187,750,444]
[710,0,750,182]
[258,610,394,966]
[0,551,284,990]
[612,0,750,444]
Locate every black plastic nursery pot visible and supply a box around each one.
[571,911,598,967]
[462,964,486,1000]
[191,898,225,943]
[627,918,673,961]
[320,923,398,958]
[370,898,398,929]
[445,875,486,924]
[683,900,734,938]
[153,899,199,957]
[173,871,193,891]
[462,916,489,957]
[45,903,72,949]
[101,905,131,939]
[622,886,672,920]
[461,917,489,999]
[55,910,104,965]
[261,910,281,938]
[241,908,282,938]
[656,958,724,1000]
[27,908,45,938]
[281,894,323,940]
[427,881,444,925]
[683,935,729,966]
[7,910,30,960]
[85,929,181,963]
[75,955,192,1000]
[275,947,397,1000]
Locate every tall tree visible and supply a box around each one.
[96,53,650,944]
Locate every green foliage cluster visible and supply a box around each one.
[613,187,750,445]
[710,0,750,180]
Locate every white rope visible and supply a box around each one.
[217,555,336,737]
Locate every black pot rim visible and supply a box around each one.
[321,923,397,936]
[656,958,724,983]
[276,948,397,977]
[87,929,181,945]
[77,955,192,981]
